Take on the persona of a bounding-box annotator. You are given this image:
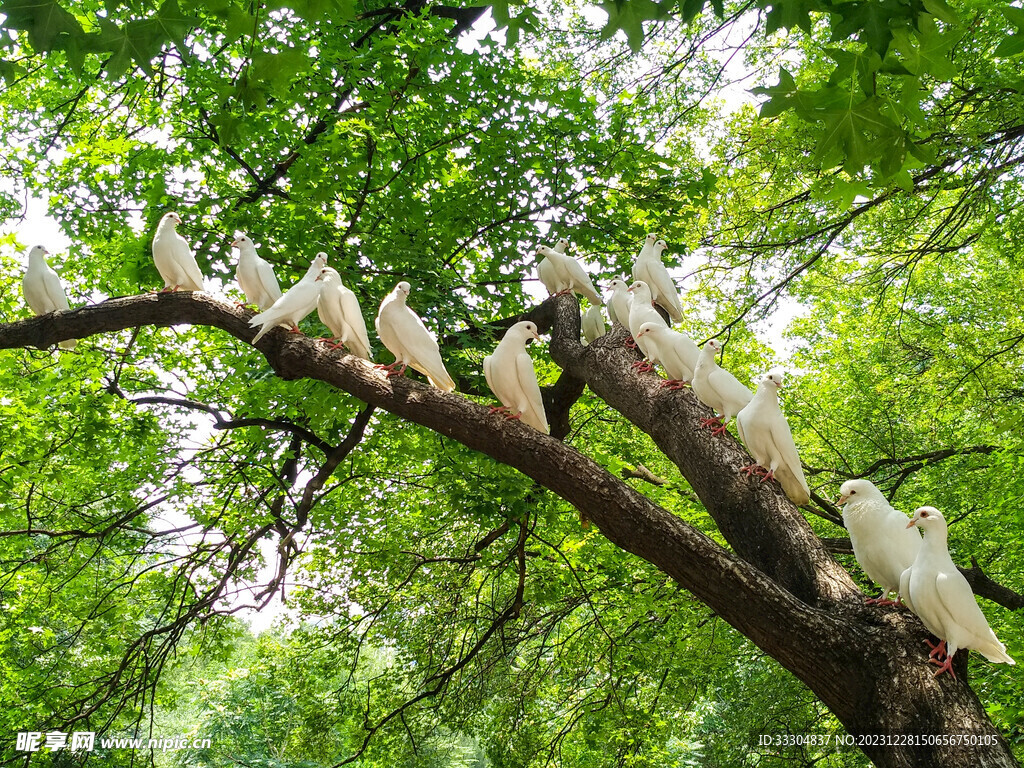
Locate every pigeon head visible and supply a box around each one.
[308,252,328,273]
[231,234,251,248]
[514,320,542,343]
[606,278,627,291]
[645,233,658,244]
[760,371,785,390]
[556,237,570,249]
[705,338,723,354]
[627,280,649,294]
[27,245,49,259]
[636,321,661,339]
[315,267,339,283]
[835,478,885,506]
[907,505,947,531]
[160,212,182,227]
[396,281,412,297]
[655,239,668,251]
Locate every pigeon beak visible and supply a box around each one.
[532,331,542,342]
[906,519,917,529]
[230,239,240,247]
[835,494,849,505]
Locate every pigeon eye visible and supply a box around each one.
[850,490,856,495]
[920,510,928,517]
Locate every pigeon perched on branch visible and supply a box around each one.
[375,281,455,392]
[152,212,204,292]
[736,371,810,505]
[582,305,606,344]
[248,253,326,344]
[632,235,682,323]
[606,278,632,327]
[901,506,1015,678]
[627,281,667,369]
[233,234,282,311]
[484,320,548,433]
[691,339,753,436]
[316,267,372,360]
[835,479,920,607]
[635,322,699,389]
[22,245,76,350]
[536,244,602,306]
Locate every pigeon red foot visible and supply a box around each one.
[864,595,899,607]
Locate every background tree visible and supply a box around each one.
[1,0,1023,766]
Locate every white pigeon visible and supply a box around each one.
[536,245,602,306]
[835,479,920,606]
[635,322,699,389]
[735,372,810,505]
[627,281,668,367]
[581,305,605,344]
[248,254,327,344]
[233,234,282,311]
[375,281,455,392]
[631,233,659,279]
[535,247,568,295]
[22,245,76,350]
[316,267,372,360]
[152,212,204,292]
[483,320,548,433]
[606,278,632,326]
[536,237,572,296]
[691,339,753,435]
[632,236,683,323]
[901,506,1015,678]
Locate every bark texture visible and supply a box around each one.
[0,292,1018,768]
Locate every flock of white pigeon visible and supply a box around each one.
[18,213,1015,678]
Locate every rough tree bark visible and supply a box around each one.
[0,292,1018,768]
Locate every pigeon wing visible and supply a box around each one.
[537,257,561,295]
[514,348,548,433]
[254,257,283,309]
[42,269,71,312]
[173,236,205,292]
[393,307,455,392]
[338,287,372,360]
[564,257,602,305]
[582,305,605,344]
[933,570,1015,663]
[767,407,810,504]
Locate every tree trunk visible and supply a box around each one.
[0,292,1018,768]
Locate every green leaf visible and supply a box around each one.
[891,18,958,79]
[921,0,959,25]
[1000,5,1024,30]
[0,57,26,83]
[829,0,907,58]
[763,0,819,35]
[98,17,162,76]
[0,0,84,53]
[599,0,665,51]
[994,34,1024,58]
[224,5,255,44]
[154,0,197,51]
[813,96,898,175]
